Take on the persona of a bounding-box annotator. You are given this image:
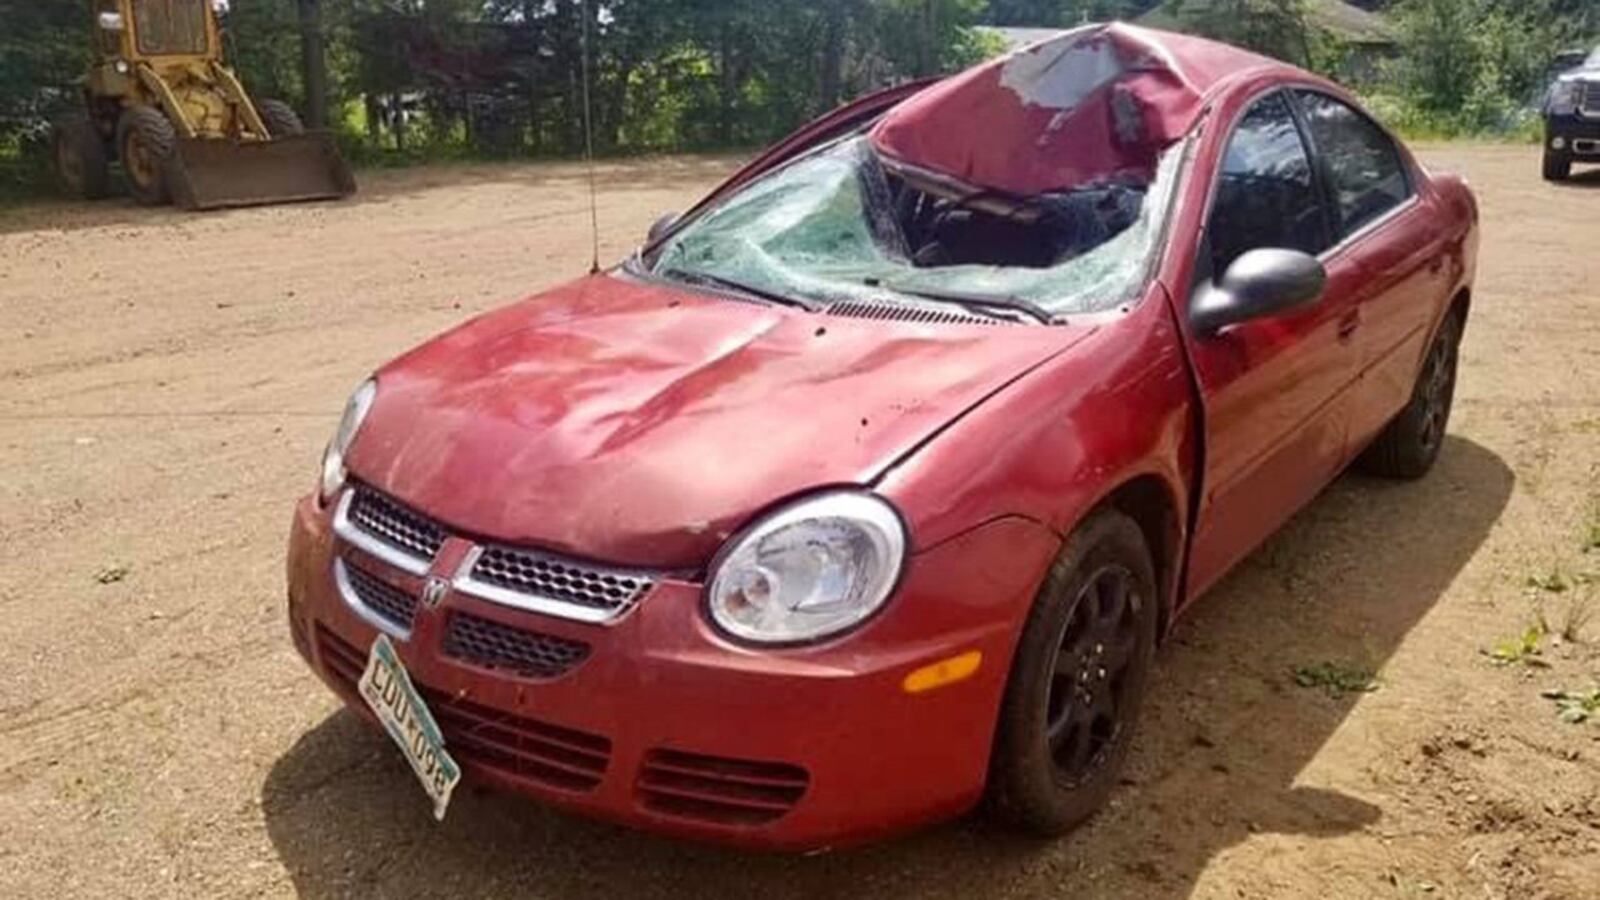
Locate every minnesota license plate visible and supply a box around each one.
[358,634,461,820]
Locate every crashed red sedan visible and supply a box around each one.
[285,23,1477,849]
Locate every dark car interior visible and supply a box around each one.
[872,155,1151,271]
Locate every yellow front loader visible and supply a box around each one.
[53,0,355,210]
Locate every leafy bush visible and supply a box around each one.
[1388,0,1581,138]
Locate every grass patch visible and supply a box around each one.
[94,564,130,585]
[1292,662,1379,697]
[1542,688,1600,724]
[1526,567,1576,594]
[1556,593,1595,644]
[1485,623,1548,668]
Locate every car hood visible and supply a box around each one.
[348,273,1090,568]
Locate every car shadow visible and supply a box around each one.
[261,435,1512,899]
[1552,167,1600,189]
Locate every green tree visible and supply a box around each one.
[1394,0,1580,128]
[0,3,90,140]
[1166,0,1315,67]
[983,0,1153,25]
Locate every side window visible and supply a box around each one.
[1209,93,1330,276]
[1294,91,1411,237]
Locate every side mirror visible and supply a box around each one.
[1191,248,1326,336]
[647,212,679,244]
[98,12,125,31]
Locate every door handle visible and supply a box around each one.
[1337,310,1361,341]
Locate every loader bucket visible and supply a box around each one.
[166,132,356,211]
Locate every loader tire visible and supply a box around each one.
[54,116,111,201]
[117,106,176,206]
[256,100,305,138]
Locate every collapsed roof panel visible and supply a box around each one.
[870,23,1276,196]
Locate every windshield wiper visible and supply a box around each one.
[882,284,1055,325]
[660,267,818,312]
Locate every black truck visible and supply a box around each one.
[1544,49,1600,181]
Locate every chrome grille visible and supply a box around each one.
[347,483,446,562]
[466,545,655,619]
[1582,81,1600,117]
[334,485,661,624]
[340,558,419,631]
[442,611,590,679]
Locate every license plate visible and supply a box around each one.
[358,634,461,820]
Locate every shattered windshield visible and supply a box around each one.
[650,134,1186,320]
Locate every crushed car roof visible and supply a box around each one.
[870,23,1279,196]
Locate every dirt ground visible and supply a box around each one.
[2,144,1598,899]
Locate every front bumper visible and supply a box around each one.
[1546,115,1600,157]
[285,494,1057,850]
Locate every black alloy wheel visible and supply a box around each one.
[1358,311,1462,480]
[1044,563,1142,787]
[987,508,1158,836]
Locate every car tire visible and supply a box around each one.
[53,116,111,200]
[1543,151,1572,182]
[117,106,176,206]
[256,99,306,138]
[1357,311,1463,480]
[986,508,1159,836]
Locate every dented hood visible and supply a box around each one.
[347,275,1088,568]
[871,23,1274,196]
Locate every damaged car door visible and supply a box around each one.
[1291,89,1445,448]
[1182,90,1362,596]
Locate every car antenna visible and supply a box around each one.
[580,0,601,275]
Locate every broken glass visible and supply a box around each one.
[650,134,1188,320]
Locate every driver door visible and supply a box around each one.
[1183,90,1364,598]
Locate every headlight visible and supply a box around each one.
[707,491,907,644]
[1550,81,1580,115]
[319,379,377,502]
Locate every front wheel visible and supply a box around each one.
[1543,150,1572,182]
[256,99,305,138]
[1357,312,1462,479]
[986,508,1159,836]
[117,106,177,206]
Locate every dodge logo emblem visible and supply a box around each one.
[421,576,450,609]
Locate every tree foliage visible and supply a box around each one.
[3,0,1598,193]
[0,4,90,142]
[1165,0,1315,67]
[1389,0,1589,132]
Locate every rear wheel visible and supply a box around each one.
[53,116,111,200]
[986,509,1159,836]
[1543,150,1572,182]
[1357,311,1463,480]
[256,99,305,138]
[117,106,177,206]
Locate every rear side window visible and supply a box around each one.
[1294,91,1411,237]
[1209,92,1330,275]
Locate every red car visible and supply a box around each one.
[285,23,1477,849]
